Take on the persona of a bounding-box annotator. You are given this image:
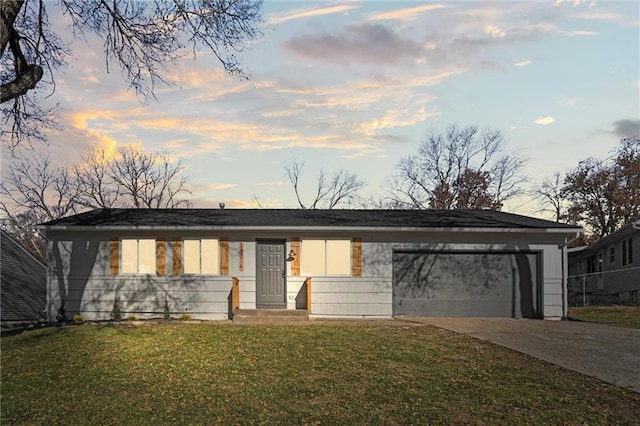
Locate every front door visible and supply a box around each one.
[256,240,286,308]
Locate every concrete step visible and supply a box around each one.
[233,309,309,324]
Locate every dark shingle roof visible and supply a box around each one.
[1,230,46,322]
[40,208,581,230]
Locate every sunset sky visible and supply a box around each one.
[28,1,640,216]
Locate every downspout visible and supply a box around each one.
[559,231,583,320]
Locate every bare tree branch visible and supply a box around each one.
[284,160,365,209]
[1,0,263,146]
[388,124,525,210]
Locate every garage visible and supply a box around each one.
[393,251,540,318]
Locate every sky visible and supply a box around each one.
[22,1,640,217]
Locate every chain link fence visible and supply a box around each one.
[568,266,640,306]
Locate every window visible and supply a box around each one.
[183,239,219,274]
[586,254,602,274]
[121,239,156,274]
[301,239,351,275]
[622,237,633,266]
[609,246,615,264]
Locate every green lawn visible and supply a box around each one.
[2,322,639,425]
[569,305,640,328]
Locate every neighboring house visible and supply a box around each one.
[1,229,47,323]
[38,208,582,322]
[568,220,640,306]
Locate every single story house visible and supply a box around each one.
[568,220,639,305]
[1,229,46,323]
[38,208,582,321]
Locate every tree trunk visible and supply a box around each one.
[0,0,23,57]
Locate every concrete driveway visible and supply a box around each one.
[409,318,640,393]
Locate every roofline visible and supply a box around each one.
[0,229,46,268]
[38,225,583,234]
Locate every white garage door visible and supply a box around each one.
[393,252,539,318]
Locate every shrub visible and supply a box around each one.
[56,303,68,322]
[73,314,84,323]
[181,312,193,321]
[111,300,122,322]
[163,299,171,320]
[126,314,139,321]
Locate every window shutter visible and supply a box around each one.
[220,238,229,275]
[291,238,300,276]
[238,242,244,272]
[109,238,119,275]
[156,238,166,275]
[172,238,182,275]
[352,237,362,277]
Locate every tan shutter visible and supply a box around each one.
[291,238,300,276]
[172,238,182,275]
[238,242,244,272]
[109,237,119,275]
[156,238,166,275]
[220,238,229,275]
[352,237,362,277]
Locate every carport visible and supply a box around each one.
[392,251,540,318]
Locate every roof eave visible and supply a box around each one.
[38,225,584,234]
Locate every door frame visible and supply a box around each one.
[255,239,287,309]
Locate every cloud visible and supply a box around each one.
[484,24,506,38]
[457,8,504,18]
[255,181,285,187]
[360,107,437,135]
[189,197,263,209]
[367,4,448,21]
[577,12,623,21]
[534,116,556,125]
[612,119,640,138]
[268,5,359,25]
[189,183,239,192]
[283,24,424,65]
[554,0,587,6]
[567,30,598,35]
[514,60,532,67]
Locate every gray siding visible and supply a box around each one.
[1,231,46,322]
[46,229,568,321]
[568,230,640,305]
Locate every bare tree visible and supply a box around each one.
[108,146,191,208]
[74,148,119,209]
[0,152,79,260]
[533,172,569,222]
[388,124,525,210]
[284,160,365,209]
[1,145,192,258]
[0,153,79,223]
[1,0,263,145]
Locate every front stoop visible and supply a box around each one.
[232,309,309,324]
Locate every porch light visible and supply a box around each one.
[287,249,296,261]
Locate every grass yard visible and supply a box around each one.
[2,322,639,425]
[569,305,640,328]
